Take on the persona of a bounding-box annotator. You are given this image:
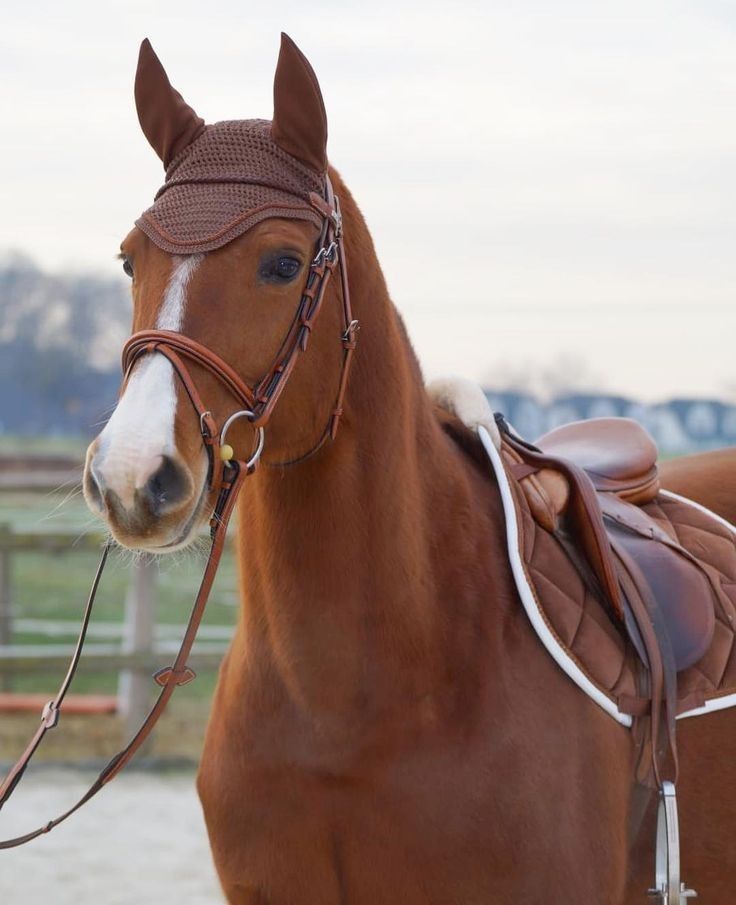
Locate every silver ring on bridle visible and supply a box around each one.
[219,409,266,469]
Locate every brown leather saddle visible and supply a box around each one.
[495,415,736,787]
[515,417,714,669]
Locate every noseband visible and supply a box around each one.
[0,175,358,848]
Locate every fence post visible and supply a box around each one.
[0,525,13,691]
[118,555,157,749]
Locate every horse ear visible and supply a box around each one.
[271,34,328,173]
[134,38,205,168]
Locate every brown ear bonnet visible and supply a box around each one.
[134,34,327,254]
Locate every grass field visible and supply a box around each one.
[0,485,238,697]
[0,434,89,458]
[0,480,240,762]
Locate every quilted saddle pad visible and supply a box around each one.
[478,426,736,728]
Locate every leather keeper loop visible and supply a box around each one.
[41,700,60,729]
[153,666,197,688]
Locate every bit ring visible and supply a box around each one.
[219,410,265,469]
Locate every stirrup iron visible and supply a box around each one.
[647,782,697,904]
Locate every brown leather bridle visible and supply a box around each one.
[0,174,358,848]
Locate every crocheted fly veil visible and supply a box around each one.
[134,35,328,254]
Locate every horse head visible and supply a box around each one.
[83,35,354,550]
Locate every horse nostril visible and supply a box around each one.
[142,455,190,516]
[85,457,105,512]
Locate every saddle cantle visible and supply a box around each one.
[536,417,660,502]
[477,415,736,748]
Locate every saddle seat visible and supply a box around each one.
[536,417,660,504]
[502,417,716,674]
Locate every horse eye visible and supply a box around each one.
[259,254,302,283]
[275,257,300,280]
[122,257,134,279]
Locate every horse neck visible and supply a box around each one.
[232,176,500,718]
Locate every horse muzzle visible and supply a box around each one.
[83,438,208,551]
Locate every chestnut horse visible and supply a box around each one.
[82,36,736,904]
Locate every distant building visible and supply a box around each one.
[485,390,736,455]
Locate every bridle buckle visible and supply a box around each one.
[199,410,214,439]
[331,207,342,238]
[342,319,360,347]
[312,241,338,268]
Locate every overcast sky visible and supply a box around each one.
[2,0,735,401]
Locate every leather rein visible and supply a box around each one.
[0,174,357,849]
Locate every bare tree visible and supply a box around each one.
[483,353,607,401]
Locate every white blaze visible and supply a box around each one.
[95,255,203,509]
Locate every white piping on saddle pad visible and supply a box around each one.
[431,376,736,725]
[479,427,736,726]
[478,425,633,727]
[659,489,736,721]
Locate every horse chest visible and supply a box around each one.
[198,689,628,905]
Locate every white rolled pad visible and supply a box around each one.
[427,376,501,449]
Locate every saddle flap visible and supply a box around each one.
[486,415,736,749]
[599,495,716,671]
[502,444,570,533]
[501,434,626,619]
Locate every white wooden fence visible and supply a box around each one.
[0,524,232,739]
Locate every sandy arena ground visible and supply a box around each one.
[0,768,224,904]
